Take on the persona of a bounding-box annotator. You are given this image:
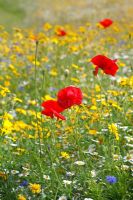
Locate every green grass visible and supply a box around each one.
[0,0,25,29]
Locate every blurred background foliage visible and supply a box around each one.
[0,0,133,30]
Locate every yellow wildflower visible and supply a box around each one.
[108,123,119,140]
[4,81,10,87]
[18,194,26,200]
[28,100,36,105]
[0,85,10,97]
[61,152,70,159]
[29,183,41,194]
[90,105,97,110]
[71,77,80,83]
[89,129,97,135]
[2,119,13,134]
[45,131,51,138]
[41,56,49,62]
[71,64,80,69]
[95,84,101,92]
[49,69,58,76]
[43,95,55,101]
[108,100,122,110]
[14,121,32,132]
[2,112,13,120]
[79,26,86,33]
[16,108,27,115]
[43,22,52,31]
[13,97,23,103]
[32,60,40,66]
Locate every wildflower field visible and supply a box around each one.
[0,1,133,199]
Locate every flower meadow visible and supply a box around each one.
[0,18,133,200]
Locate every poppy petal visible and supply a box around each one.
[52,109,66,120]
[57,86,83,109]
[91,55,119,76]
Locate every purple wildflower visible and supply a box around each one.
[106,176,117,184]
[20,180,28,187]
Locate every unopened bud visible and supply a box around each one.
[64,69,70,77]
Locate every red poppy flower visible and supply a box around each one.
[99,18,113,28]
[57,86,83,109]
[41,100,65,120]
[91,55,118,76]
[57,28,67,36]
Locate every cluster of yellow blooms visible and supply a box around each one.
[108,123,119,141]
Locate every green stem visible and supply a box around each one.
[34,40,42,157]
